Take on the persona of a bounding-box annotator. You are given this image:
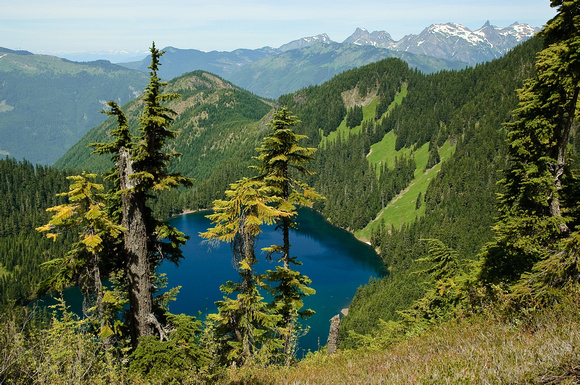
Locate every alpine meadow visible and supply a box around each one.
[1,1,580,383]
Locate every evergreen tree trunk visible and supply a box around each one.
[276,160,291,269]
[119,148,154,347]
[280,162,295,363]
[241,222,255,361]
[549,87,579,235]
[282,211,290,269]
[91,250,104,325]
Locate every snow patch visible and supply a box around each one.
[429,23,486,46]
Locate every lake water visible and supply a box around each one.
[159,208,387,354]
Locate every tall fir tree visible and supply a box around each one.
[37,173,124,330]
[93,43,192,347]
[200,178,286,366]
[253,107,322,364]
[479,0,580,283]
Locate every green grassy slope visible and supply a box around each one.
[357,139,456,240]
[221,293,580,384]
[56,71,272,179]
[316,81,448,240]
[320,97,379,146]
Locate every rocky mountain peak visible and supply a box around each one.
[278,33,334,52]
[345,21,540,65]
[343,28,394,48]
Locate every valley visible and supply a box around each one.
[1,3,580,382]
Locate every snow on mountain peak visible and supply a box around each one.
[278,33,333,52]
[284,21,540,65]
[500,23,539,41]
[343,28,394,48]
[428,23,487,46]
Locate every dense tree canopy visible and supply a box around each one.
[480,0,580,284]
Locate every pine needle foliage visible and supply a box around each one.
[201,178,287,367]
[479,0,580,284]
[252,107,323,365]
[36,172,124,327]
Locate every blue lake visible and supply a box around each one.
[159,208,387,354]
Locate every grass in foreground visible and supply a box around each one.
[2,291,579,384]
[222,293,580,384]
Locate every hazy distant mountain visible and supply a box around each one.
[344,21,540,65]
[0,47,148,164]
[228,42,467,99]
[116,40,467,99]
[278,33,333,52]
[58,50,149,63]
[120,46,276,81]
[343,28,396,48]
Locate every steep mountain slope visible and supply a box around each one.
[0,48,148,165]
[335,39,542,342]
[228,43,466,99]
[56,70,274,209]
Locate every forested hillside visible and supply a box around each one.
[56,36,544,342]
[0,49,148,164]
[0,158,72,307]
[56,70,274,217]
[346,40,540,342]
[282,36,540,235]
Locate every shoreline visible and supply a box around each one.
[172,208,212,217]
[174,206,375,249]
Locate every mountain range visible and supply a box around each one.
[343,21,539,64]
[0,21,539,165]
[0,48,148,165]
[119,21,538,98]
[119,43,464,99]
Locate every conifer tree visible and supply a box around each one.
[37,173,124,327]
[400,239,466,326]
[479,1,580,283]
[253,107,322,364]
[200,178,286,366]
[93,43,192,347]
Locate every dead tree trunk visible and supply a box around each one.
[327,314,340,355]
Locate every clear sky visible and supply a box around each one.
[1,0,557,60]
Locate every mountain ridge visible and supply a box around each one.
[114,21,537,97]
[341,21,539,65]
[0,52,148,164]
